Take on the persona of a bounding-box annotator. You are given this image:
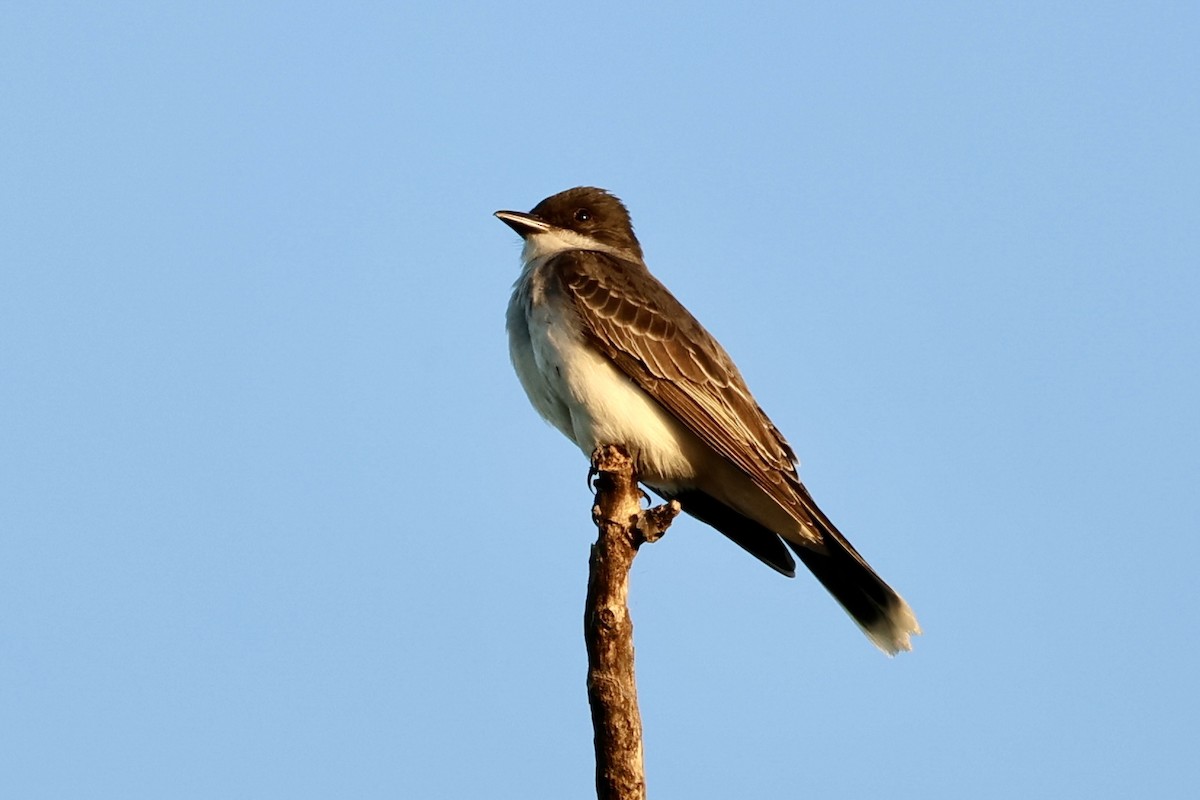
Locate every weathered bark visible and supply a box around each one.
[585,445,679,800]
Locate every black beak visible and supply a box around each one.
[494,210,551,239]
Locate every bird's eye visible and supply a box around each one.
[574,208,592,223]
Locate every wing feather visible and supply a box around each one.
[555,250,809,525]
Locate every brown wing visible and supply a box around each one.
[556,252,918,648]
[555,249,813,528]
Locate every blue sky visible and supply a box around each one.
[3,2,1198,797]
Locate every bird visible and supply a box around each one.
[496,186,920,654]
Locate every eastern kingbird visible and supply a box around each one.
[496,187,920,654]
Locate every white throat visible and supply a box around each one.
[520,228,624,268]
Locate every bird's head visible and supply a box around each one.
[495,186,643,261]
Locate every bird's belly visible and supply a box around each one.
[525,312,703,486]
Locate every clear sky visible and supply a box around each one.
[3,2,1198,798]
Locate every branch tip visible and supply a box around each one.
[634,499,680,544]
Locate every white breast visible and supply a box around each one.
[507,264,703,488]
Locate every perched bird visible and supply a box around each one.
[496,187,920,654]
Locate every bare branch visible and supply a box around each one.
[585,444,679,800]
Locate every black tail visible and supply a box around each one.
[787,536,919,655]
[668,489,919,654]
